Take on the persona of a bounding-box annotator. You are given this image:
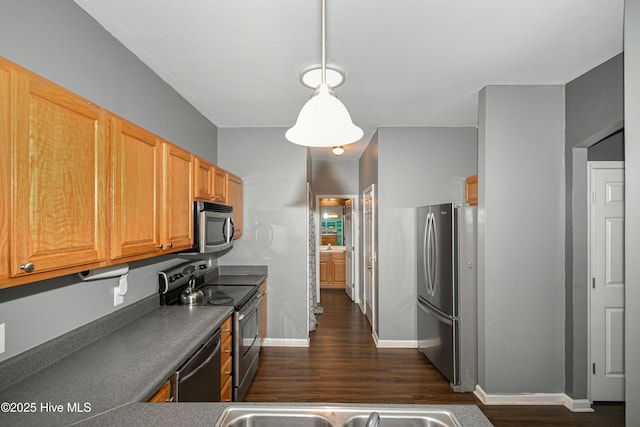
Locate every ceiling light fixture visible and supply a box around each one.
[285,0,363,148]
[332,146,345,156]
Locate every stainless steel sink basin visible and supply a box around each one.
[214,407,462,427]
[342,413,457,427]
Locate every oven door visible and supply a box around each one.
[233,291,262,401]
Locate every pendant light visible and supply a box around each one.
[332,146,345,156]
[285,0,363,147]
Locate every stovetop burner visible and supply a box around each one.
[209,296,234,305]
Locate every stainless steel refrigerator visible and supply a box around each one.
[417,203,477,392]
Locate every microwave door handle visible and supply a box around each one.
[228,218,235,241]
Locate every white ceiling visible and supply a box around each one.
[73,0,623,160]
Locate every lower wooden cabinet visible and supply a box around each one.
[148,381,172,402]
[320,252,346,288]
[465,174,478,206]
[220,315,233,401]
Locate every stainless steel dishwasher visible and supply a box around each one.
[170,328,222,402]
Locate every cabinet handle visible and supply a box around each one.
[225,370,232,375]
[157,244,164,249]
[166,242,173,248]
[224,349,232,354]
[20,263,35,273]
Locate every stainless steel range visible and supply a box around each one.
[159,261,262,402]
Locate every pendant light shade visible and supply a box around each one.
[286,0,363,147]
[285,84,363,147]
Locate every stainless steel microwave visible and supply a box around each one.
[189,201,234,254]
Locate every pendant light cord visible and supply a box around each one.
[321,0,326,85]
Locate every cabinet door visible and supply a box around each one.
[193,156,214,201]
[213,166,227,203]
[331,253,347,285]
[8,66,108,277]
[319,253,330,285]
[226,172,242,238]
[162,142,193,251]
[111,116,162,260]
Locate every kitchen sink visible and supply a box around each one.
[214,407,462,427]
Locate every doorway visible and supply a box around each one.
[315,194,360,307]
[588,161,625,402]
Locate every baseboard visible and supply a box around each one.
[474,385,594,413]
[261,338,309,347]
[375,339,418,348]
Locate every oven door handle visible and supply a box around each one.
[238,293,262,321]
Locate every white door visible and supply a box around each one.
[344,199,354,301]
[589,161,625,402]
[363,185,376,328]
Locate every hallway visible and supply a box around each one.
[244,289,624,426]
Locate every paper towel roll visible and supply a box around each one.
[78,264,129,281]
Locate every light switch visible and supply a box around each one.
[0,323,5,354]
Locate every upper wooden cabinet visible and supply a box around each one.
[111,116,163,260]
[194,156,226,203]
[226,172,243,239]
[111,116,193,262]
[0,57,239,288]
[162,142,194,251]
[1,58,108,284]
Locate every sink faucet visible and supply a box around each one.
[365,412,380,427]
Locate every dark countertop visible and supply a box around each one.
[0,305,233,427]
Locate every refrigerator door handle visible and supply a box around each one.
[424,213,432,297]
[427,212,437,297]
[418,299,453,326]
[430,212,437,296]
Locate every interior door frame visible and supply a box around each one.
[315,194,360,305]
[587,160,625,402]
[362,184,376,332]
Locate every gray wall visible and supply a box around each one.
[478,85,565,393]
[0,0,218,362]
[217,128,309,342]
[312,159,359,196]
[624,0,640,422]
[564,54,624,399]
[588,130,624,161]
[377,128,477,341]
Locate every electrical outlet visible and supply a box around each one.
[0,323,5,354]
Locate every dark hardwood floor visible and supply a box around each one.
[245,289,625,426]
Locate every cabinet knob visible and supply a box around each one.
[166,242,173,248]
[157,244,164,249]
[20,262,35,273]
